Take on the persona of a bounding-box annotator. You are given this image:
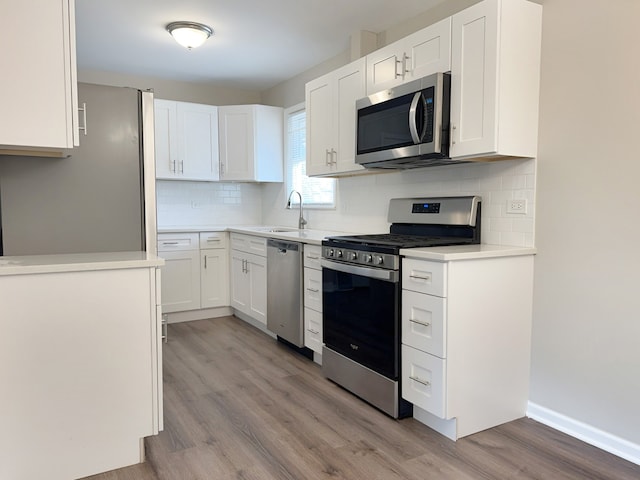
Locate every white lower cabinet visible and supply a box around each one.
[158,231,229,314]
[157,233,200,313]
[200,232,230,308]
[230,233,268,325]
[401,254,534,440]
[303,245,323,355]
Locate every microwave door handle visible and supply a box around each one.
[409,92,423,144]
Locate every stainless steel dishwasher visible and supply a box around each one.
[267,238,304,347]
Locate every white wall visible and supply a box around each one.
[530,0,640,448]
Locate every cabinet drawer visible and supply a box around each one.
[230,233,267,256]
[157,233,199,252]
[200,231,228,249]
[304,267,322,312]
[402,258,447,297]
[402,345,446,418]
[402,290,446,358]
[304,307,323,354]
[304,244,322,270]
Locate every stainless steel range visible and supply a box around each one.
[321,196,481,418]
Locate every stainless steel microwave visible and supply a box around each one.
[355,72,452,169]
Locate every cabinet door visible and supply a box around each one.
[366,41,404,95]
[201,249,229,308]
[0,0,78,149]
[305,75,333,176]
[405,18,452,81]
[230,251,250,314]
[450,0,499,158]
[176,102,220,181]
[219,105,255,181]
[247,254,268,325]
[154,100,179,179]
[402,345,447,418]
[333,58,366,174]
[159,250,201,313]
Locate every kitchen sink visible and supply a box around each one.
[244,226,299,233]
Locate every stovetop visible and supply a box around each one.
[325,233,474,249]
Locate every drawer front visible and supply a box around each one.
[199,231,228,249]
[304,307,323,354]
[402,290,446,358]
[402,258,447,297]
[304,244,322,270]
[402,345,446,418]
[157,233,199,252]
[304,267,322,312]
[231,233,267,256]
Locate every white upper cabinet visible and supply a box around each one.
[218,105,283,182]
[366,18,451,95]
[449,0,542,160]
[154,99,220,181]
[0,0,79,153]
[306,57,366,177]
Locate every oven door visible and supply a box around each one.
[321,259,400,380]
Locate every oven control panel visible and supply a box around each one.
[322,247,399,270]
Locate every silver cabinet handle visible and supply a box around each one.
[78,102,88,136]
[161,241,179,245]
[306,255,319,260]
[409,274,431,281]
[204,255,207,269]
[308,328,320,335]
[402,53,411,78]
[207,238,221,243]
[394,57,402,79]
[220,161,225,176]
[409,375,431,387]
[325,149,331,166]
[179,160,184,174]
[161,314,168,343]
[171,160,177,173]
[409,318,431,327]
[307,287,320,293]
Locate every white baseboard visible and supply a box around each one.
[527,402,640,466]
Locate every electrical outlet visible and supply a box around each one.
[507,199,527,214]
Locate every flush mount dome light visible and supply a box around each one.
[166,21,213,49]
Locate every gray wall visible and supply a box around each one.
[530,0,640,444]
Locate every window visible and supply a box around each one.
[284,103,335,208]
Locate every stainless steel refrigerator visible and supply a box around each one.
[0,83,155,256]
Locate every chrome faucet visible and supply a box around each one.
[286,190,307,229]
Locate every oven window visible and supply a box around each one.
[322,267,399,379]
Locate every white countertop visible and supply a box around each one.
[158,225,228,233]
[0,251,164,276]
[227,226,354,245]
[400,244,537,261]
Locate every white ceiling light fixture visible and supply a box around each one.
[166,21,213,50]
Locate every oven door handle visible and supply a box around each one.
[321,259,399,283]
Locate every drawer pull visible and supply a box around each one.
[307,288,320,293]
[207,238,221,242]
[409,318,431,327]
[307,255,319,260]
[308,328,320,335]
[409,375,431,387]
[162,241,179,245]
[409,273,431,281]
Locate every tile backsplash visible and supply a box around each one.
[156,181,263,227]
[157,158,536,247]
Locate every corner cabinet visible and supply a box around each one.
[0,0,79,152]
[400,253,534,440]
[449,0,542,160]
[306,58,366,177]
[218,105,284,182]
[365,17,452,95]
[157,233,201,313]
[154,100,220,181]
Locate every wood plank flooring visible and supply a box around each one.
[86,316,640,480]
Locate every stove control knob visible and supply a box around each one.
[336,250,343,258]
[328,249,334,257]
[365,254,373,263]
[375,255,384,265]
[349,252,358,261]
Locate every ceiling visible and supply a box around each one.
[75,0,446,91]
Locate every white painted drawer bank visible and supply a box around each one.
[400,244,536,440]
[0,252,164,480]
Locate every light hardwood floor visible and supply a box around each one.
[86,316,640,479]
